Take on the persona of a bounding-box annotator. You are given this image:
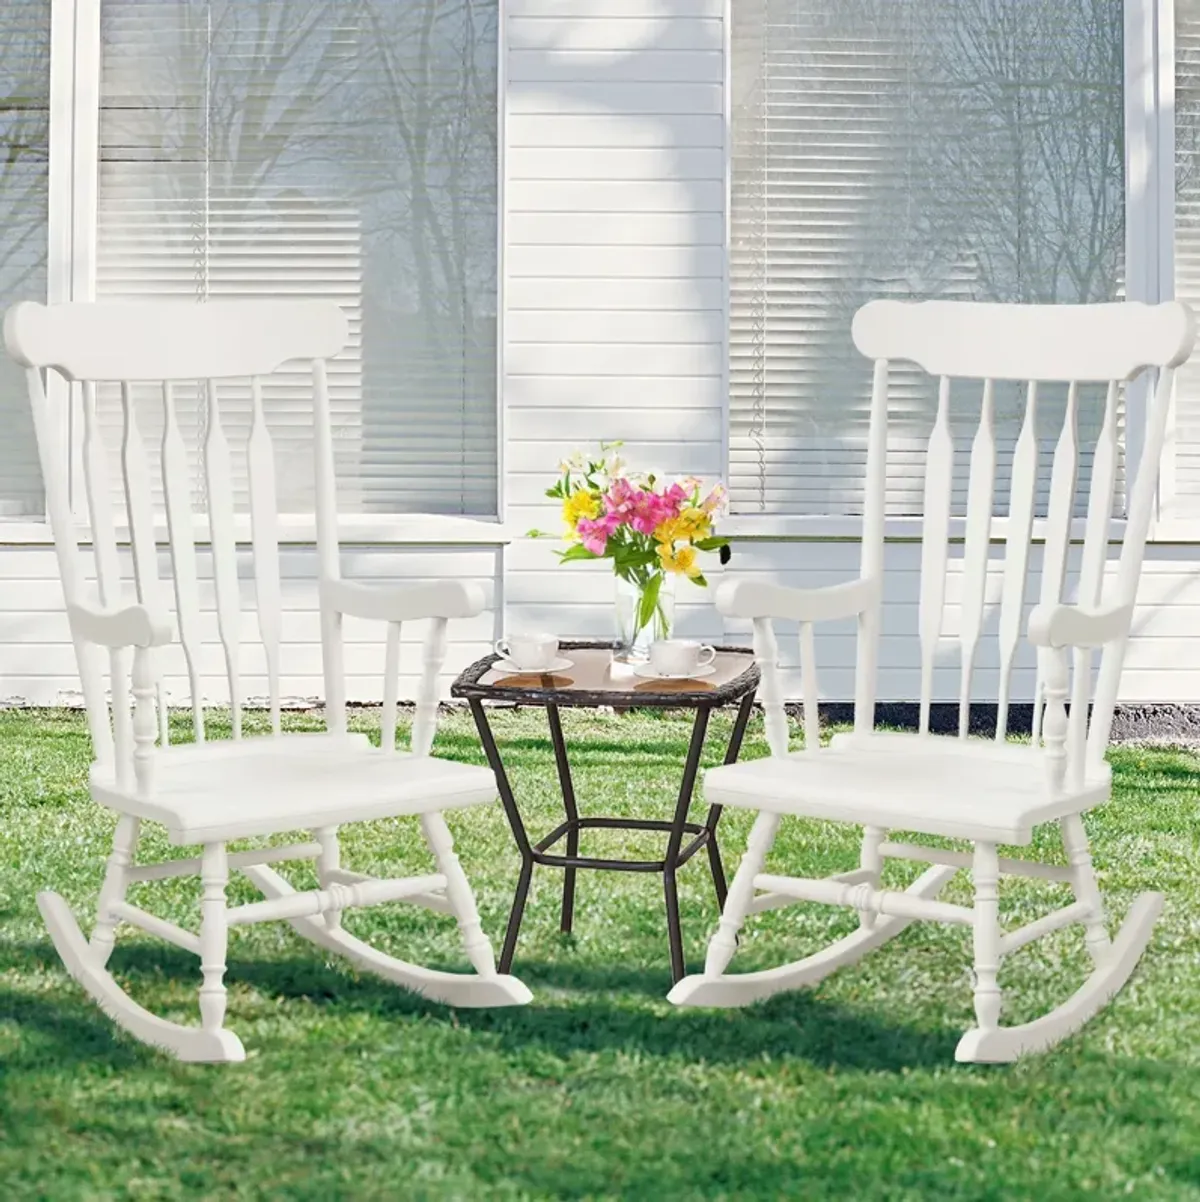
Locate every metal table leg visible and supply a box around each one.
[470,692,757,983]
[468,699,535,975]
[546,704,579,933]
[662,706,711,984]
[702,691,756,911]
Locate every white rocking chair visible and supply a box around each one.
[670,299,1195,1062]
[4,299,531,1063]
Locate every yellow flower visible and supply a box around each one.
[657,542,701,578]
[654,508,711,551]
[677,506,711,540]
[653,516,684,545]
[562,488,601,540]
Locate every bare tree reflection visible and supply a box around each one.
[96,0,498,516]
[0,0,50,517]
[731,0,1124,515]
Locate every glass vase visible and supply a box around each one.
[613,571,676,664]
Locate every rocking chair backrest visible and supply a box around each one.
[849,300,1194,774]
[3,299,375,776]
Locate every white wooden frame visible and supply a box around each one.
[6,298,530,1062]
[674,297,1193,1062]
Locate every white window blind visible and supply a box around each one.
[0,0,50,519]
[1175,0,1200,519]
[729,0,1125,516]
[95,0,498,517]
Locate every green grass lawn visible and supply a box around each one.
[2,705,1199,1201]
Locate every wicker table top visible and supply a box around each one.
[450,640,759,709]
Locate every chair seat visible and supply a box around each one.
[89,732,498,845]
[703,731,1111,845]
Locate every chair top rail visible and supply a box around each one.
[852,299,1195,382]
[3,299,348,382]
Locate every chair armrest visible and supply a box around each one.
[68,601,173,649]
[715,576,878,623]
[1027,602,1133,649]
[320,578,486,623]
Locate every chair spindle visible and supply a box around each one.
[247,375,283,734]
[995,381,1039,742]
[161,380,206,742]
[203,378,242,738]
[917,375,953,734]
[958,378,996,737]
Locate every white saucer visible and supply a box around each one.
[631,662,717,682]
[493,656,574,675]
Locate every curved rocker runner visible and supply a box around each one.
[669,297,1190,1062]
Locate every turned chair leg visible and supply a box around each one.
[198,843,231,1034]
[971,841,1003,1034]
[704,811,781,977]
[858,825,886,930]
[421,812,497,977]
[90,814,141,967]
[1062,814,1112,967]
[315,825,343,930]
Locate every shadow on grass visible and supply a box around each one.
[0,981,147,1071]
[2,937,959,1074]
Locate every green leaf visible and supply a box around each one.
[559,544,599,563]
[637,572,663,632]
[525,528,548,539]
[692,537,729,552]
[614,548,658,571]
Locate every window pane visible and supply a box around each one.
[729,0,1125,516]
[0,0,50,518]
[96,0,498,516]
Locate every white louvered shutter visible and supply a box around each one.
[0,0,51,519]
[729,0,1126,517]
[95,0,498,517]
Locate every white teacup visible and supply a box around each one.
[649,639,716,677]
[495,632,559,671]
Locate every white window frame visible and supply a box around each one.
[1150,0,1195,541]
[720,0,1183,544]
[5,0,509,548]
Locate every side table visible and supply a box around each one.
[450,640,760,983]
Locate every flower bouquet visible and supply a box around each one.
[532,442,731,662]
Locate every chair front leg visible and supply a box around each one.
[421,812,497,978]
[704,811,781,977]
[971,841,1003,1033]
[315,825,343,930]
[858,824,886,930]
[1062,813,1111,966]
[90,814,141,966]
[199,842,231,1034]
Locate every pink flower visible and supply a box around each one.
[701,483,727,514]
[630,489,675,535]
[604,478,637,523]
[577,512,619,555]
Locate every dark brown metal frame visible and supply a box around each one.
[465,687,757,984]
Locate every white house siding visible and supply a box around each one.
[0,543,501,708]
[719,541,1200,703]
[2,0,1199,710]
[503,0,728,646]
